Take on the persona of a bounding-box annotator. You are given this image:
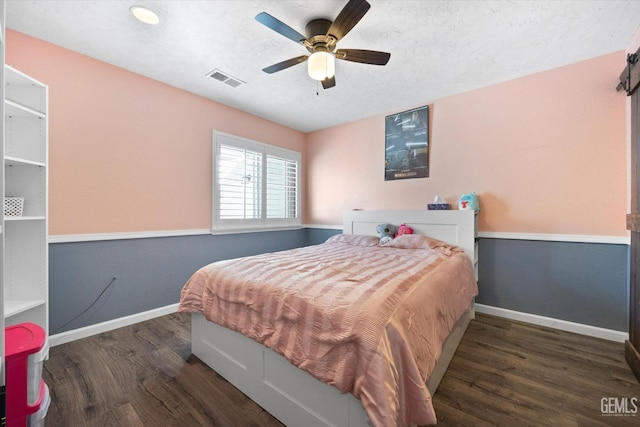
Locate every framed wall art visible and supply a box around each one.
[384,105,429,180]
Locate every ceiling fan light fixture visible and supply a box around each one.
[308,51,335,81]
[130,5,160,25]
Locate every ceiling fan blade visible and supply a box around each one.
[327,0,370,42]
[262,55,308,74]
[322,76,336,89]
[335,49,390,65]
[256,12,306,44]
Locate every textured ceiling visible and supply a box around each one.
[6,0,640,133]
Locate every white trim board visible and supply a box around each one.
[48,227,629,245]
[49,229,211,243]
[475,304,628,343]
[48,303,180,347]
[303,223,342,230]
[478,231,629,245]
[48,226,305,243]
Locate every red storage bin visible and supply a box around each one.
[5,323,49,427]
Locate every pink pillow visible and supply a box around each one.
[383,234,449,249]
[325,234,380,247]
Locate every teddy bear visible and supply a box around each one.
[396,223,414,237]
[376,223,397,245]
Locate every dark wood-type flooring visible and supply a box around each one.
[42,313,640,426]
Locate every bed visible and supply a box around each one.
[179,209,478,427]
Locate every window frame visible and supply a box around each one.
[212,131,302,232]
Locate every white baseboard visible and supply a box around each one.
[49,303,180,347]
[49,302,628,347]
[475,304,628,343]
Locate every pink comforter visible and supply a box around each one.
[179,239,478,426]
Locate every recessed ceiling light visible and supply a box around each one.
[130,5,160,25]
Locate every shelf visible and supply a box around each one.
[5,299,46,318]
[4,155,45,167]
[5,99,46,118]
[4,216,45,222]
[5,66,48,115]
[5,65,46,88]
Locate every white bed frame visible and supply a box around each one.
[191,210,477,427]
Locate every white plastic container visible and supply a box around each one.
[28,382,50,427]
[28,338,49,405]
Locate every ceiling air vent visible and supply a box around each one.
[206,69,245,88]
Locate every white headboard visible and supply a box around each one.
[343,209,478,279]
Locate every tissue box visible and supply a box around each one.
[428,203,450,210]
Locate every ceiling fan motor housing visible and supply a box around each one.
[305,18,335,53]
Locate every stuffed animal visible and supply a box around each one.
[376,223,397,245]
[458,192,480,211]
[396,223,414,237]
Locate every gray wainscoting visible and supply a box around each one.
[49,228,629,334]
[49,229,309,334]
[304,227,341,244]
[477,238,629,332]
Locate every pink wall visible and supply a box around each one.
[6,30,306,235]
[6,30,628,237]
[306,52,628,236]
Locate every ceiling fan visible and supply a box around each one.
[255,0,391,89]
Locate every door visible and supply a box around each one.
[619,48,640,381]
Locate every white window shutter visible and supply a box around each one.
[213,132,301,231]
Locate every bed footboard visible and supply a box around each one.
[191,305,473,427]
[192,312,371,427]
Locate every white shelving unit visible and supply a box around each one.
[2,64,49,336]
[0,0,5,390]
